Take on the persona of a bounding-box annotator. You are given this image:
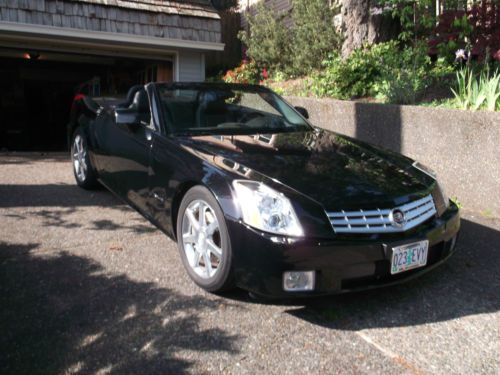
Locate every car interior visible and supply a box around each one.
[159,89,288,133]
[115,85,151,126]
[113,85,305,134]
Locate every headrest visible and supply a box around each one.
[130,90,149,113]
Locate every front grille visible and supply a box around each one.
[326,195,436,234]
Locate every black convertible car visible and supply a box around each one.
[69,83,460,298]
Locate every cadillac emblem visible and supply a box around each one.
[390,209,406,228]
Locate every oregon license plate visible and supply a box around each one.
[391,240,429,275]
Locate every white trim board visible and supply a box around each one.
[0,22,225,52]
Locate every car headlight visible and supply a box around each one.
[413,161,449,209]
[232,180,303,236]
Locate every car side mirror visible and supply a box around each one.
[294,106,309,119]
[115,108,140,129]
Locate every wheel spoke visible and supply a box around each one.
[206,221,218,235]
[182,199,224,280]
[185,208,200,231]
[206,239,222,258]
[195,250,203,267]
[182,233,197,244]
[74,138,80,153]
[203,251,212,276]
[199,203,206,228]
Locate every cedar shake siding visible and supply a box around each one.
[0,0,222,44]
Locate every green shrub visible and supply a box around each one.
[310,45,382,99]
[238,3,292,73]
[238,0,340,77]
[374,42,434,104]
[290,0,342,75]
[310,41,456,104]
[222,60,262,84]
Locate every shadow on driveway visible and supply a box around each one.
[0,242,241,374]
[285,218,499,329]
[0,184,122,208]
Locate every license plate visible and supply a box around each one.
[391,240,429,275]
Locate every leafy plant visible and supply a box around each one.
[222,60,262,84]
[380,0,436,43]
[482,70,500,111]
[238,3,292,73]
[373,42,432,104]
[310,45,382,99]
[451,68,500,111]
[290,0,342,75]
[238,0,340,77]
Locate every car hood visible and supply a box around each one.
[178,128,435,210]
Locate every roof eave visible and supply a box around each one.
[0,22,225,52]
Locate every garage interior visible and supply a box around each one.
[0,48,173,151]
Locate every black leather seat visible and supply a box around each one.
[129,90,149,113]
[116,85,144,109]
[115,86,151,126]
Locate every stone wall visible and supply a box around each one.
[287,96,500,216]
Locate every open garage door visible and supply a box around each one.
[0,49,173,151]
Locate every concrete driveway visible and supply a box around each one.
[0,154,498,375]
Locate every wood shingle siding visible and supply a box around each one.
[239,0,292,29]
[0,0,222,43]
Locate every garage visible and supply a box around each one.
[0,0,224,151]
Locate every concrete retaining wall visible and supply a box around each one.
[286,96,500,216]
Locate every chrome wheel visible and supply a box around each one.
[73,134,87,182]
[181,199,223,279]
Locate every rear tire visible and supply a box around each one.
[71,127,99,190]
[176,185,234,292]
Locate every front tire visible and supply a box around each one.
[176,185,234,292]
[71,127,98,190]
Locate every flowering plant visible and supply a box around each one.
[223,60,268,85]
[223,60,258,84]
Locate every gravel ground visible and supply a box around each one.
[0,154,498,375]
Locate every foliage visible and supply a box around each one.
[374,42,435,104]
[451,68,500,111]
[434,13,474,64]
[290,0,342,75]
[238,3,292,73]
[222,60,262,84]
[210,0,238,10]
[238,0,340,76]
[310,45,382,99]
[379,0,436,43]
[382,1,499,62]
[310,40,457,104]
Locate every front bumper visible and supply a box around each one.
[228,203,460,298]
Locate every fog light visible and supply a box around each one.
[283,271,315,292]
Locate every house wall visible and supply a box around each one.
[0,0,222,43]
[287,96,500,216]
[178,50,205,82]
[238,0,292,29]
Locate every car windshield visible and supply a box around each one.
[155,84,312,135]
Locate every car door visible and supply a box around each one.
[103,88,154,215]
[145,86,202,237]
